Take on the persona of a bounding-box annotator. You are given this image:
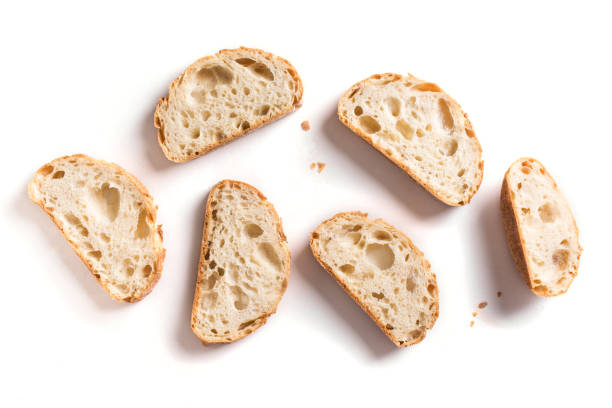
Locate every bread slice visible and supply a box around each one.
[191,180,290,344]
[338,73,484,206]
[500,158,582,296]
[28,154,165,302]
[310,212,439,347]
[155,47,303,162]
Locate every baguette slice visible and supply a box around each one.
[501,158,582,296]
[155,47,303,162]
[338,73,483,206]
[28,154,165,302]
[191,180,290,344]
[310,212,439,347]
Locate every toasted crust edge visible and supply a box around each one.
[27,154,166,302]
[309,211,439,347]
[190,179,291,345]
[499,157,582,297]
[337,73,484,206]
[154,46,304,163]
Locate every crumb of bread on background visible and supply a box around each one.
[472,312,478,317]
[470,321,475,327]
[497,291,502,298]
[310,163,316,170]
[478,302,488,309]
[316,162,326,173]
[301,120,311,131]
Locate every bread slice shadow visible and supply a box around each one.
[322,106,451,218]
[15,183,127,311]
[294,244,398,359]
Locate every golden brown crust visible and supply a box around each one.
[337,73,484,206]
[155,47,304,163]
[191,179,291,344]
[310,211,439,347]
[500,157,582,297]
[27,154,166,302]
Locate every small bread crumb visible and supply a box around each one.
[301,120,311,131]
[478,302,488,309]
[472,312,478,317]
[316,162,326,173]
[310,163,316,170]
[470,321,475,327]
[497,291,502,298]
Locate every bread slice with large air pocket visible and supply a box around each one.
[155,47,303,162]
[310,212,439,347]
[191,180,290,344]
[338,73,483,206]
[28,154,165,302]
[500,158,582,296]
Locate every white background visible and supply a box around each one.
[1,1,610,406]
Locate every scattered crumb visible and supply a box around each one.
[497,291,502,298]
[470,321,475,327]
[301,120,311,131]
[310,162,316,170]
[478,302,488,309]
[316,162,326,173]
[472,312,478,317]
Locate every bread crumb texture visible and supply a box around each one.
[310,212,439,347]
[155,47,303,162]
[501,158,582,297]
[338,73,483,206]
[27,154,165,302]
[191,180,290,344]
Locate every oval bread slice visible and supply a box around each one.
[191,180,290,344]
[338,73,483,206]
[310,212,439,347]
[500,158,582,296]
[155,47,303,162]
[28,154,165,302]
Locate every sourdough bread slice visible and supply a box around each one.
[338,73,483,206]
[28,154,165,302]
[501,158,582,296]
[155,47,303,162]
[191,180,290,344]
[310,212,439,347]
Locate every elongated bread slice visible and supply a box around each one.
[338,73,483,206]
[191,180,290,344]
[155,47,303,162]
[28,154,165,302]
[310,212,439,347]
[501,158,582,296]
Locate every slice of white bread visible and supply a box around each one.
[191,180,290,344]
[28,154,165,302]
[155,47,303,162]
[500,158,582,296]
[310,212,439,347]
[338,73,483,206]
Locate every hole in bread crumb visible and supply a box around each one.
[143,265,153,278]
[135,208,151,239]
[239,319,257,330]
[240,122,250,131]
[416,129,425,137]
[396,119,414,140]
[235,58,255,67]
[40,165,54,176]
[441,139,458,156]
[415,156,423,161]
[372,292,384,300]
[259,105,270,116]
[373,230,392,241]
[366,243,394,270]
[52,171,65,179]
[437,98,455,130]
[385,97,401,116]
[409,329,423,339]
[552,249,569,269]
[243,87,251,95]
[245,223,263,238]
[521,166,531,174]
[231,286,249,310]
[88,250,102,260]
[427,284,436,297]
[457,169,466,177]
[90,183,120,222]
[521,208,530,215]
[414,82,442,92]
[406,278,416,292]
[257,243,282,271]
[354,106,363,116]
[251,63,274,81]
[560,239,569,246]
[533,285,548,295]
[538,202,559,223]
[64,213,89,237]
[339,264,354,274]
[191,128,200,139]
[359,116,381,133]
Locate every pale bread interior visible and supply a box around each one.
[505,158,581,296]
[28,155,164,301]
[310,212,438,347]
[338,74,483,205]
[191,180,289,343]
[155,47,302,162]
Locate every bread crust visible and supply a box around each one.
[500,157,582,297]
[155,47,304,163]
[191,179,290,344]
[310,211,439,347]
[28,154,166,302]
[337,73,484,206]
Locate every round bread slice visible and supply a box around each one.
[338,73,484,206]
[28,154,165,302]
[155,47,303,162]
[310,212,439,347]
[191,180,290,344]
[500,158,582,296]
